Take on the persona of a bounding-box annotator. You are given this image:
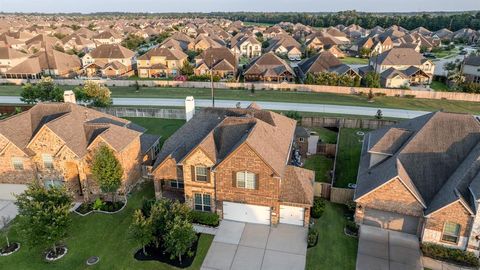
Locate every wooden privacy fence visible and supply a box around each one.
[313,182,331,199]
[330,187,355,204]
[317,143,336,157]
[302,117,397,129]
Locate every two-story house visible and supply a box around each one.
[92,30,123,46]
[230,34,262,59]
[243,52,296,82]
[194,47,238,79]
[82,44,135,78]
[462,56,480,85]
[0,102,160,201]
[151,105,314,227]
[137,47,188,78]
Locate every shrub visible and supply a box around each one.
[345,220,359,235]
[311,197,326,219]
[93,198,105,210]
[141,199,157,216]
[307,227,319,247]
[374,92,386,97]
[421,243,480,267]
[404,94,416,98]
[191,211,220,227]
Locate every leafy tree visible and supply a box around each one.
[91,145,123,202]
[129,209,154,255]
[163,216,197,264]
[180,59,194,76]
[121,34,146,50]
[284,111,302,121]
[15,184,72,256]
[75,81,112,107]
[359,47,371,58]
[87,23,96,31]
[20,77,64,104]
[364,72,381,88]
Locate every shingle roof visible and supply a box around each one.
[464,56,480,67]
[374,48,427,66]
[280,165,314,205]
[89,44,135,59]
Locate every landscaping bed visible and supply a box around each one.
[45,246,68,262]
[421,243,480,268]
[0,243,20,256]
[134,234,200,268]
[75,199,126,215]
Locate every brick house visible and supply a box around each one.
[82,44,135,78]
[0,102,160,201]
[354,112,480,255]
[137,47,187,78]
[194,47,238,79]
[152,104,314,227]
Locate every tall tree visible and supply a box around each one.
[15,184,72,256]
[20,77,64,104]
[91,145,123,202]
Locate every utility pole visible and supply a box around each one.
[210,54,215,107]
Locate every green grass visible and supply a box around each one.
[306,202,358,270]
[0,182,214,270]
[310,127,338,144]
[304,155,334,183]
[340,56,369,65]
[430,81,450,92]
[123,117,185,146]
[2,85,480,114]
[334,128,368,188]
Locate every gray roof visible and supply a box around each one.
[464,56,480,67]
[355,112,480,215]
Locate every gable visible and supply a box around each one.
[182,147,215,167]
[357,177,424,217]
[215,143,274,176]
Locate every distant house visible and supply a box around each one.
[0,47,29,75]
[192,35,223,51]
[369,48,435,86]
[137,47,188,78]
[230,34,262,58]
[243,52,295,82]
[297,51,359,82]
[151,104,314,227]
[194,47,237,79]
[82,44,135,78]
[92,30,123,46]
[462,56,480,85]
[355,112,480,255]
[62,34,96,52]
[265,34,302,61]
[264,25,287,39]
[160,32,194,52]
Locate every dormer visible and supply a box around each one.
[368,128,412,168]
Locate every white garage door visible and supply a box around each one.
[0,184,28,200]
[223,202,271,225]
[280,205,305,226]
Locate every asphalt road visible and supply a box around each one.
[0,96,430,119]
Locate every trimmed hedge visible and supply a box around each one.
[311,197,326,219]
[421,243,480,267]
[191,211,220,227]
[307,227,319,247]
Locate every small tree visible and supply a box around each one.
[180,59,194,76]
[367,89,375,101]
[135,80,140,92]
[250,84,255,95]
[375,109,383,119]
[75,81,112,107]
[359,47,371,58]
[0,216,12,248]
[364,72,381,88]
[91,145,123,202]
[129,209,154,255]
[164,217,197,264]
[20,77,64,104]
[15,184,72,256]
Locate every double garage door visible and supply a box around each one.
[0,184,28,201]
[363,208,420,235]
[222,202,305,226]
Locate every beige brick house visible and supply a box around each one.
[152,104,314,227]
[354,112,480,255]
[0,103,160,201]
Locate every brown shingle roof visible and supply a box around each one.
[89,44,135,59]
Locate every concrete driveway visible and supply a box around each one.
[0,200,18,229]
[201,220,307,270]
[356,225,423,270]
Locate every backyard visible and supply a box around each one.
[304,155,334,183]
[123,117,185,146]
[310,127,338,144]
[0,181,214,270]
[306,202,358,270]
[333,128,368,188]
[340,56,369,65]
[1,85,480,114]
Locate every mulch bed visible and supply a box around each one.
[0,242,20,255]
[45,246,68,261]
[134,234,199,268]
[76,201,125,214]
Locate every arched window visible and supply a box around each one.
[236,171,257,189]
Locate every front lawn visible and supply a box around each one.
[340,56,369,65]
[306,202,358,270]
[304,155,334,183]
[0,181,213,270]
[123,117,185,146]
[430,81,450,92]
[334,128,368,188]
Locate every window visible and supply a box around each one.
[442,222,461,244]
[195,166,208,182]
[42,154,53,169]
[44,179,64,189]
[194,193,211,212]
[12,157,24,170]
[299,137,305,143]
[236,171,257,189]
[170,180,184,189]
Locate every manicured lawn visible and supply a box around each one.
[0,181,214,270]
[430,81,450,92]
[123,117,185,146]
[311,127,338,144]
[334,128,368,188]
[304,155,334,183]
[340,56,369,65]
[2,85,480,114]
[306,202,358,270]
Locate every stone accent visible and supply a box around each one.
[355,178,424,223]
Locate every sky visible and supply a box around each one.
[0,0,479,13]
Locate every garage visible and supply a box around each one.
[363,208,420,235]
[223,201,271,225]
[279,205,305,226]
[0,184,28,201]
